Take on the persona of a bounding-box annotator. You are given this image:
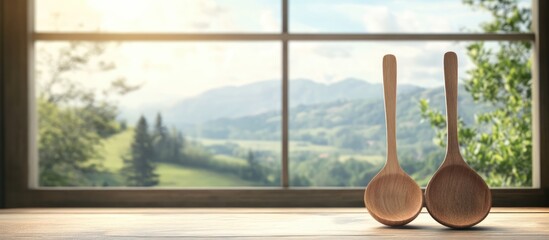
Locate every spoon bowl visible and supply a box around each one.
[425,164,491,228]
[364,54,423,226]
[365,172,423,226]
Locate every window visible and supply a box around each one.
[35,0,283,187]
[289,41,534,187]
[35,41,282,187]
[2,0,548,207]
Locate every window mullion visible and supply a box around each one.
[281,0,289,188]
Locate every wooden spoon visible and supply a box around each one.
[364,54,423,226]
[424,52,491,229]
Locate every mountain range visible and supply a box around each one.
[183,82,490,156]
[162,78,423,126]
[117,77,492,158]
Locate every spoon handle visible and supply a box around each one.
[382,54,399,170]
[444,52,462,160]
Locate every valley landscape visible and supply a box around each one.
[98,78,487,187]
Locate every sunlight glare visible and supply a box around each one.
[86,0,148,19]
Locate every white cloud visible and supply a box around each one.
[360,6,399,32]
[260,10,280,32]
[291,41,472,87]
[313,45,353,59]
[113,42,280,109]
[310,1,493,33]
[37,0,278,32]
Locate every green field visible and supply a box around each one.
[198,138,338,153]
[156,163,253,187]
[338,154,384,164]
[99,129,133,171]
[212,154,248,167]
[96,130,384,187]
[96,130,256,187]
[198,138,383,164]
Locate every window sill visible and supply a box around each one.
[6,188,547,207]
[0,208,548,238]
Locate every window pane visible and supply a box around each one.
[290,0,532,33]
[36,0,281,32]
[35,41,281,187]
[289,41,533,187]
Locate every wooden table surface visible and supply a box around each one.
[0,208,548,239]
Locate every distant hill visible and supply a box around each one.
[163,78,423,125]
[187,85,491,156]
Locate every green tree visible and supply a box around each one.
[420,0,532,186]
[329,161,351,186]
[152,113,185,163]
[152,113,169,162]
[38,99,103,186]
[290,173,311,187]
[37,42,139,186]
[245,150,265,182]
[170,128,185,163]
[121,116,159,186]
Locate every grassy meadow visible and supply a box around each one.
[96,130,256,187]
[95,129,386,187]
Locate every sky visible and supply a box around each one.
[34,0,532,111]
